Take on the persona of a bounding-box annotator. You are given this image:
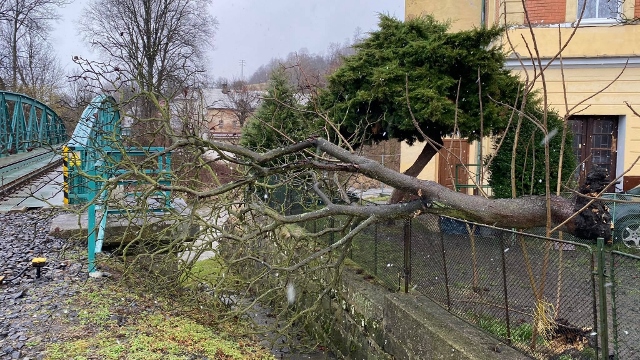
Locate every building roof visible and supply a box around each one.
[201,88,263,110]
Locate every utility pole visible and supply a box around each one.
[239,59,246,80]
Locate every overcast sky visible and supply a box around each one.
[51,0,404,80]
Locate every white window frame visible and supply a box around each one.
[576,0,622,25]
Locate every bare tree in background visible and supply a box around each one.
[15,30,65,99]
[246,29,361,87]
[0,0,68,90]
[0,0,66,94]
[79,0,218,119]
[54,68,104,133]
[218,79,261,127]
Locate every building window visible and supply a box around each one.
[577,0,620,20]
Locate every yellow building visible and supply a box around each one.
[404,0,640,192]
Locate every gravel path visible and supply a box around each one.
[0,209,87,360]
[0,210,334,360]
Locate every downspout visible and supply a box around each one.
[477,0,487,192]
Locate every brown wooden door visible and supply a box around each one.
[438,139,470,191]
[568,115,618,188]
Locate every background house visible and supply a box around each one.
[404,0,640,192]
[171,85,263,143]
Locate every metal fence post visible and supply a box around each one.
[590,246,600,356]
[500,232,512,345]
[403,218,411,293]
[439,229,451,311]
[374,222,378,276]
[597,237,609,359]
[610,251,619,360]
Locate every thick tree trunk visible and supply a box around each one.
[187,137,611,240]
[389,136,443,203]
[312,138,609,239]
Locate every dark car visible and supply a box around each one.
[604,187,640,248]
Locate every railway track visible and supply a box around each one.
[0,150,64,210]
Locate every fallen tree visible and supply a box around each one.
[148,136,611,241]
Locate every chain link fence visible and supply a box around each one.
[610,251,640,359]
[261,180,640,359]
[349,212,640,360]
[603,193,640,248]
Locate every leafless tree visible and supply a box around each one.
[79,0,217,104]
[246,34,359,87]
[216,79,262,127]
[0,0,66,90]
[14,30,65,99]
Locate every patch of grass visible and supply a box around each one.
[47,339,91,360]
[350,231,404,290]
[471,314,537,345]
[44,272,274,360]
[608,241,640,256]
[25,340,40,347]
[453,281,467,289]
[182,256,227,285]
[77,305,111,326]
[363,194,390,203]
[558,355,574,360]
[580,347,597,359]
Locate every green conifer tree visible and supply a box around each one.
[241,70,317,152]
[488,109,576,198]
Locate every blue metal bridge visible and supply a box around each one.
[0,92,67,210]
[0,91,173,273]
[64,95,172,272]
[0,91,66,155]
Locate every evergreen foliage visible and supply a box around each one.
[488,109,576,198]
[319,14,522,145]
[318,14,576,198]
[241,70,318,152]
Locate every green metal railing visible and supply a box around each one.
[65,95,172,272]
[0,91,66,156]
[454,163,492,195]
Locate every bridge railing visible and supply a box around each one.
[64,95,122,204]
[64,94,173,273]
[0,91,66,156]
[86,147,172,272]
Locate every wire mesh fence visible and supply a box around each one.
[347,212,640,359]
[262,180,640,359]
[603,193,640,248]
[610,251,640,359]
[350,219,406,290]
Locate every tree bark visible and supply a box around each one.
[389,136,443,203]
[182,137,610,240]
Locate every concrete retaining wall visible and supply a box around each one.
[312,265,531,359]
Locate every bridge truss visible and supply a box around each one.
[0,91,66,156]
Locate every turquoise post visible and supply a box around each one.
[87,168,97,273]
[96,189,108,253]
